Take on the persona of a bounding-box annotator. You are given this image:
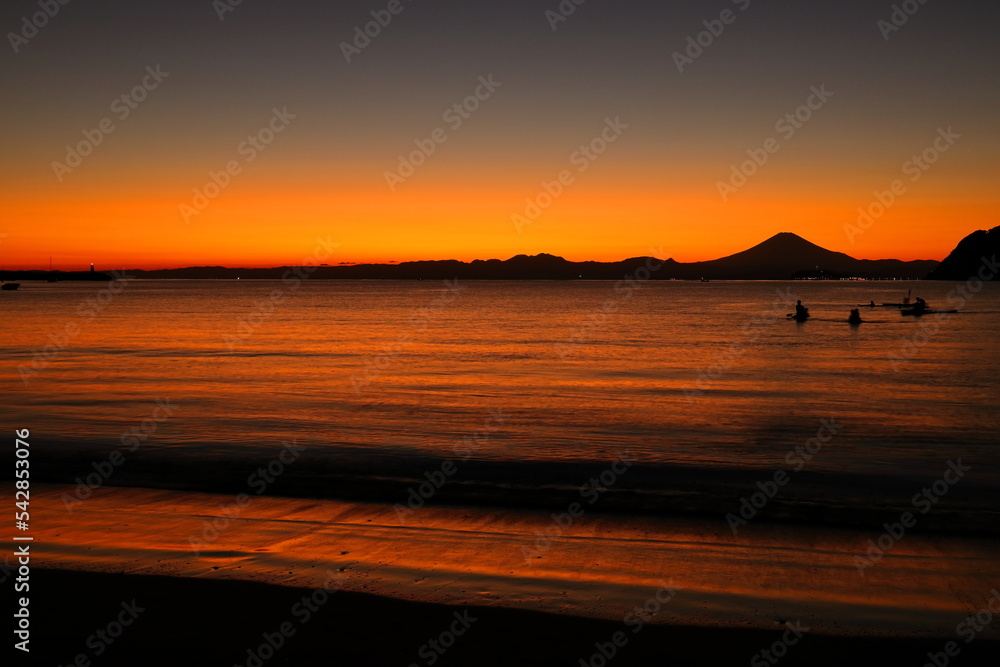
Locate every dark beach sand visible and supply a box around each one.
[17,484,1000,666]
[24,568,1000,667]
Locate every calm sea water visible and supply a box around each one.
[4,279,998,527]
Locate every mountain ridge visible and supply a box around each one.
[926,226,1000,281]
[2,233,942,281]
[122,232,937,280]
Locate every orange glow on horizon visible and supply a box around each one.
[1,158,990,270]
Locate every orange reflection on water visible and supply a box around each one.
[30,484,999,638]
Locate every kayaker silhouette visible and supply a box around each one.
[848,308,863,325]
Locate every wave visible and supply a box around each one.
[25,442,999,536]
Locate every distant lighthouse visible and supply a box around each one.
[90,263,95,273]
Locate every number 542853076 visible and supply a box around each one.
[15,429,30,521]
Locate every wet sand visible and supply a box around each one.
[19,483,1000,665]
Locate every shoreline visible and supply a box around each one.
[23,484,1000,640]
[29,447,1000,536]
[25,568,999,666]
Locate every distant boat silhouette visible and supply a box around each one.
[874,289,914,307]
[1,282,20,291]
[700,277,709,282]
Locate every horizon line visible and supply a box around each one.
[0,230,961,271]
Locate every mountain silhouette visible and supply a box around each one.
[102,232,937,280]
[925,226,1000,281]
[686,232,857,279]
[682,232,937,280]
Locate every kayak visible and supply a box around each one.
[787,313,810,322]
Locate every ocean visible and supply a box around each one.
[4,279,999,532]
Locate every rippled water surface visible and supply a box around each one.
[4,279,998,519]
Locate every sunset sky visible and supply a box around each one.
[1,0,997,269]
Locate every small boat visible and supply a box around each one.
[879,289,914,308]
[901,308,958,316]
[1,282,20,291]
[787,312,810,322]
[700,277,710,283]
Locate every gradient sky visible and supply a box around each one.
[1,0,997,269]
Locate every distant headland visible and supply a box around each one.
[119,233,942,281]
[3,229,997,282]
[0,268,116,282]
